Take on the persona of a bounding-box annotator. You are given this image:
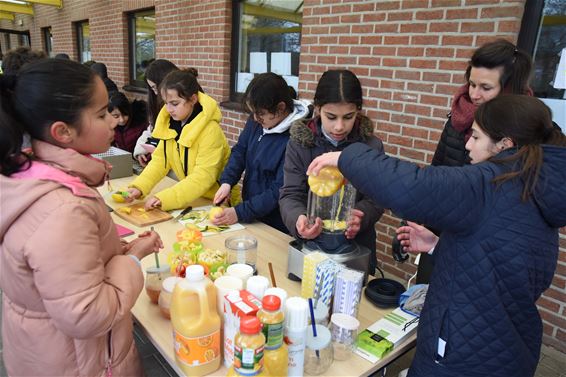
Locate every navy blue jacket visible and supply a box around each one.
[219,117,289,233]
[339,143,566,377]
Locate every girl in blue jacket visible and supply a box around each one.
[212,73,310,233]
[308,95,566,377]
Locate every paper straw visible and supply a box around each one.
[308,298,320,358]
[151,226,159,268]
[268,262,277,287]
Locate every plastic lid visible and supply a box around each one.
[330,313,360,331]
[161,276,180,293]
[225,235,257,250]
[185,265,204,282]
[240,315,262,335]
[306,324,331,350]
[262,295,281,311]
[146,264,170,274]
[285,297,308,330]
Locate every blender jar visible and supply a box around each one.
[225,235,257,271]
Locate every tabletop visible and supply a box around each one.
[101,176,416,377]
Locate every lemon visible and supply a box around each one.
[322,220,347,231]
[112,193,126,203]
[308,166,344,197]
[209,206,223,220]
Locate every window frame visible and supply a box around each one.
[42,26,53,57]
[75,20,91,63]
[127,8,156,89]
[228,0,303,104]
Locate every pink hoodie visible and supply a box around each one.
[0,140,144,376]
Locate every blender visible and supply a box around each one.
[287,167,372,284]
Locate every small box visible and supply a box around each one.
[94,147,133,179]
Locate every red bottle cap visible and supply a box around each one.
[262,295,281,311]
[240,316,262,335]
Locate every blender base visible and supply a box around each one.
[287,239,371,285]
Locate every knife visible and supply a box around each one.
[174,206,193,221]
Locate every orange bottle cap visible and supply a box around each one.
[262,295,281,311]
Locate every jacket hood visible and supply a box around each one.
[263,99,311,135]
[289,114,374,148]
[152,91,222,148]
[532,145,566,228]
[0,140,109,240]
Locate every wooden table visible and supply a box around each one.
[102,176,416,377]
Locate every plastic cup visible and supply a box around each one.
[304,324,333,375]
[330,313,360,361]
[246,275,270,300]
[214,275,243,317]
[145,265,171,304]
[226,263,254,288]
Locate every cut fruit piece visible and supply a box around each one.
[322,220,347,231]
[208,206,223,220]
[308,166,344,197]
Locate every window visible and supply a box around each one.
[518,0,566,130]
[42,27,53,57]
[76,21,91,63]
[230,0,302,102]
[128,9,155,88]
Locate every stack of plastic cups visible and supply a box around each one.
[285,297,309,377]
[246,275,270,300]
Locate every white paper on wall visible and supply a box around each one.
[271,52,291,76]
[553,48,566,89]
[250,52,267,74]
[283,75,299,92]
[237,72,255,93]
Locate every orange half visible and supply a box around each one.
[308,166,344,197]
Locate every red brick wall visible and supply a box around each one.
[0,0,564,353]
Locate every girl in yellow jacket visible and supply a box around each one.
[127,69,231,211]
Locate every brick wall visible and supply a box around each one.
[0,0,564,352]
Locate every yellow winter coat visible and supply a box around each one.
[130,92,230,211]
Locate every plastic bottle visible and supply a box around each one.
[227,316,266,376]
[284,297,309,377]
[257,295,288,376]
[170,265,221,376]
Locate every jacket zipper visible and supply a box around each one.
[106,330,113,377]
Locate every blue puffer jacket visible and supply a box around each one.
[339,143,566,377]
[220,100,310,233]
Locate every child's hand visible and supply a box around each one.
[213,183,231,206]
[212,207,238,225]
[144,196,161,210]
[396,221,439,253]
[345,209,364,239]
[296,215,322,239]
[125,188,142,202]
[126,230,164,260]
[137,154,149,167]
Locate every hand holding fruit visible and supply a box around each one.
[125,187,142,202]
[345,208,364,239]
[211,207,238,225]
[307,152,342,180]
[213,183,231,206]
[296,214,322,239]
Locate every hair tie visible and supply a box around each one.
[0,73,17,91]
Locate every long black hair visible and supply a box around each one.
[144,59,179,125]
[242,72,294,116]
[314,70,363,109]
[0,59,97,176]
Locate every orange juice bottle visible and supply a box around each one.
[227,316,266,377]
[170,264,221,376]
[257,295,288,377]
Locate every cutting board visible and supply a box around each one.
[114,202,173,227]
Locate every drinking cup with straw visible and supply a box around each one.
[304,298,333,375]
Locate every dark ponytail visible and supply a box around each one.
[159,68,203,100]
[464,39,533,95]
[476,95,565,201]
[0,59,97,176]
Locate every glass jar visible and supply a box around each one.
[304,324,333,375]
[158,276,180,319]
[145,265,171,304]
[329,313,360,361]
[225,235,257,272]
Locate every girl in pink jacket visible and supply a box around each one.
[0,59,163,376]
